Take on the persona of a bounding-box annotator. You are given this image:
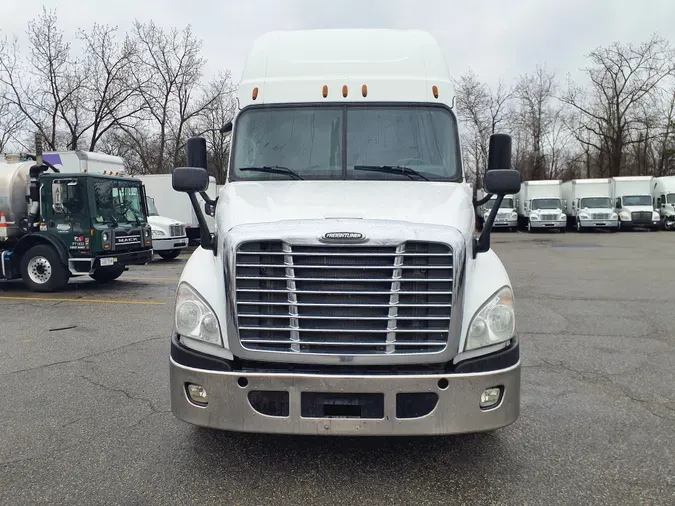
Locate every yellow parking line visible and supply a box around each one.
[0,296,166,305]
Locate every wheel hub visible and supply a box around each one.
[27,256,52,284]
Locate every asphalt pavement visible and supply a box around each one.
[1,232,674,506]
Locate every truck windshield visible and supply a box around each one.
[146,197,159,216]
[485,198,514,209]
[580,197,611,208]
[230,105,460,181]
[531,198,560,210]
[622,195,652,206]
[93,179,147,225]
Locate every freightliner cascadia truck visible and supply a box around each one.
[0,137,153,291]
[168,29,522,436]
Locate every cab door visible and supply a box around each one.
[43,178,91,254]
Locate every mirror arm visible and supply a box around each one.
[473,194,505,258]
[188,192,215,253]
[473,193,494,207]
[199,191,217,207]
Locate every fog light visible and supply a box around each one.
[480,387,502,409]
[187,384,208,405]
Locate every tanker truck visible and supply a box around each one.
[0,139,153,292]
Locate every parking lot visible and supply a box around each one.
[1,231,674,506]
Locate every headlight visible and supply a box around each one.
[510,211,518,218]
[465,286,516,351]
[620,211,631,220]
[175,283,222,346]
[560,213,566,220]
[652,211,660,220]
[578,213,589,219]
[529,214,538,221]
[611,213,618,219]
[102,232,109,242]
[152,229,166,237]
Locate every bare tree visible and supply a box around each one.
[561,34,675,177]
[516,64,557,180]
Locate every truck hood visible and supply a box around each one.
[621,205,655,213]
[148,215,185,231]
[219,181,474,232]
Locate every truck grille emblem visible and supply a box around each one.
[320,231,367,243]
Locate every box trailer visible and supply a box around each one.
[561,178,618,232]
[652,175,675,230]
[516,180,566,232]
[611,176,660,231]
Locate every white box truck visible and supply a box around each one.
[652,176,675,231]
[516,180,566,232]
[561,178,618,232]
[138,174,217,243]
[611,176,660,231]
[476,189,518,231]
[42,151,127,175]
[167,29,522,437]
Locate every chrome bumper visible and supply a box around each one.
[170,357,521,436]
[530,220,566,228]
[579,219,618,228]
[152,236,188,251]
[492,219,518,228]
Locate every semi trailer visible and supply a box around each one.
[167,29,522,437]
[561,178,618,232]
[611,176,660,231]
[516,180,566,232]
[0,140,153,291]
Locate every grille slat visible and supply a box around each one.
[235,241,453,355]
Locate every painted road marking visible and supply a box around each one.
[122,276,180,281]
[0,296,166,305]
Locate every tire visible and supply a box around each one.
[90,265,125,282]
[576,220,582,233]
[157,249,182,261]
[20,244,69,292]
[527,221,533,233]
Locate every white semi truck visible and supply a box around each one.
[561,178,618,232]
[516,180,566,232]
[611,176,660,231]
[167,29,522,436]
[476,189,518,231]
[652,176,675,231]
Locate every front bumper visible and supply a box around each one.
[530,220,566,229]
[492,218,518,228]
[170,337,521,436]
[152,236,188,251]
[579,219,619,228]
[620,220,661,230]
[92,248,153,269]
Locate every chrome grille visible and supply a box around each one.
[170,224,185,237]
[540,214,557,221]
[631,211,652,223]
[234,241,453,355]
[590,213,611,220]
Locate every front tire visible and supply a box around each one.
[157,249,182,261]
[90,265,125,282]
[20,244,69,292]
[527,221,533,233]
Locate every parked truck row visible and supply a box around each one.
[476,175,674,232]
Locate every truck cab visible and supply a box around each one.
[167,29,521,436]
[517,180,567,232]
[652,176,675,231]
[612,176,660,231]
[476,190,517,231]
[561,178,618,232]
[1,152,153,291]
[145,196,189,260]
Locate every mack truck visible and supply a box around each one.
[652,176,675,231]
[0,138,153,292]
[167,29,522,436]
[561,178,618,232]
[516,180,567,232]
[475,189,518,231]
[611,176,660,231]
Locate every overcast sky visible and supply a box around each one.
[1,0,675,88]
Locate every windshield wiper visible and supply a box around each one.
[238,166,304,180]
[354,165,429,181]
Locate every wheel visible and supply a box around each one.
[157,249,182,260]
[90,265,125,282]
[527,221,533,233]
[576,219,582,233]
[665,220,675,231]
[20,244,69,292]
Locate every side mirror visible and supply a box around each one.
[487,133,512,171]
[484,169,521,195]
[563,199,567,208]
[172,167,209,193]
